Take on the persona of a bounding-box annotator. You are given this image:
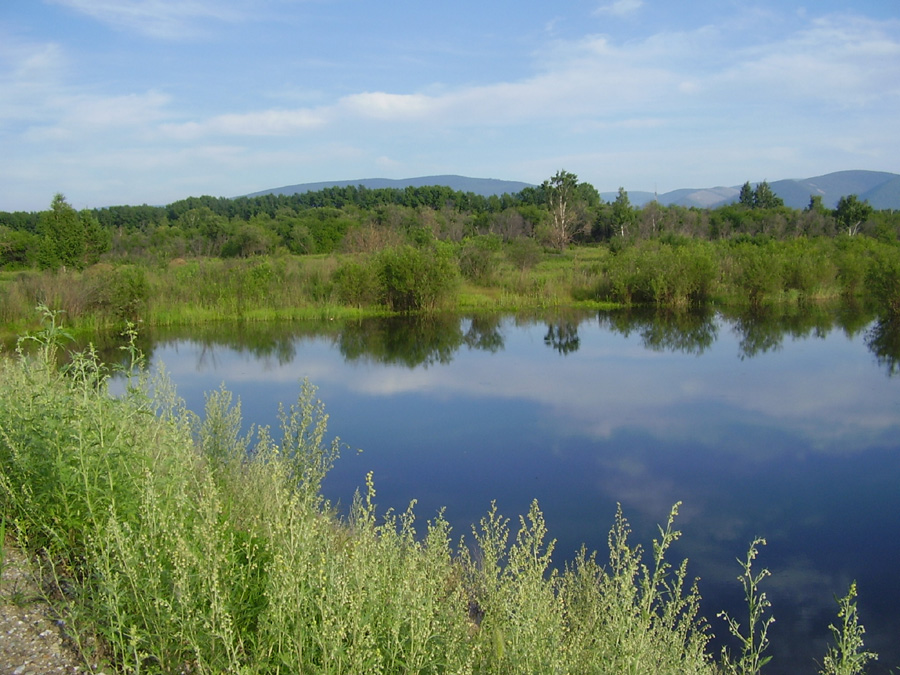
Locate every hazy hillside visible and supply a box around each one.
[245,175,533,199]
[656,170,899,209]
[863,176,900,210]
[247,170,899,210]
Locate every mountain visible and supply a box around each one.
[244,175,534,199]
[246,170,900,210]
[650,170,899,210]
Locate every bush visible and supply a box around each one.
[725,242,784,307]
[374,243,460,312]
[867,246,900,317]
[105,265,150,320]
[780,239,837,299]
[333,257,380,308]
[600,241,717,307]
[458,235,501,283]
[505,237,543,271]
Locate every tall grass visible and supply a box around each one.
[3,238,900,335]
[0,311,881,674]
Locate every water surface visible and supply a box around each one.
[133,309,900,673]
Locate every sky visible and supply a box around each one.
[1,0,899,212]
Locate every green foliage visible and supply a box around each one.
[611,186,637,238]
[724,241,784,307]
[600,241,718,307]
[221,221,277,258]
[543,170,583,251]
[100,265,150,321]
[739,181,784,210]
[780,238,838,299]
[718,538,775,675]
[752,181,784,209]
[820,582,878,675]
[0,226,39,268]
[374,243,460,312]
[834,195,874,236]
[333,256,380,308]
[37,194,86,270]
[458,234,501,282]
[866,245,900,317]
[505,237,543,271]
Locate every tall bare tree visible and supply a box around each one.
[543,170,580,251]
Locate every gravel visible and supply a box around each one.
[0,545,95,675]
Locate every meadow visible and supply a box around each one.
[2,235,899,341]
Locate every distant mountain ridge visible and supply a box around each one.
[245,175,534,199]
[246,170,900,210]
[605,171,900,210]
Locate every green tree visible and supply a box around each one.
[542,170,581,251]
[0,226,38,268]
[739,182,755,208]
[80,209,111,265]
[178,206,228,256]
[611,187,636,239]
[806,195,826,213]
[222,222,277,257]
[752,181,783,209]
[37,193,85,269]
[833,195,873,236]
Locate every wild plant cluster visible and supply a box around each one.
[3,233,900,338]
[0,311,879,674]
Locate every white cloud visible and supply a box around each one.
[0,38,67,122]
[716,15,900,106]
[593,0,643,18]
[162,107,327,139]
[47,0,246,38]
[86,12,899,151]
[341,92,439,121]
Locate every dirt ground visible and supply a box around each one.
[0,546,93,675]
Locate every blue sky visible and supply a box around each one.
[1,0,898,211]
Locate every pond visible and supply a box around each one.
[127,308,900,674]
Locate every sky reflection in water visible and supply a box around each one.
[142,312,900,674]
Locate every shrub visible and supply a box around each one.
[725,242,784,307]
[333,257,380,308]
[600,241,717,307]
[105,265,150,320]
[866,246,900,317]
[374,243,460,312]
[505,237,543,271]
[458,235,501,283]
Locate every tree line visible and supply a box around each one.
[0,172,896,271]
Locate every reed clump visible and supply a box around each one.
[0,310,878,674]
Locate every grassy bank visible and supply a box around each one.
[0,315,878,674]
[3,236,899,340]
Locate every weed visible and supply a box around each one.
[820,582,878,675]
[719,537,775,675]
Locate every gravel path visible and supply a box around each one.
[0,546,92,675]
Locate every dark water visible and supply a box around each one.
[127,308,900,673]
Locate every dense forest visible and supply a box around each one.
[2,172,899,332]
[2,174,897,267]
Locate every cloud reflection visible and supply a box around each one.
[149,312,900,459]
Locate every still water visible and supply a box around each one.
[134,309,900,673]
